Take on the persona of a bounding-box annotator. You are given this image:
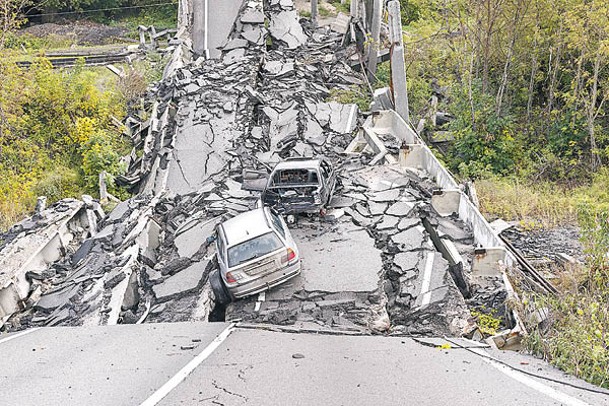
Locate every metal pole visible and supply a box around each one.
[311,0,318,25]
[387,0,410,123]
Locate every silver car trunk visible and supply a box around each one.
[232,249,285,277]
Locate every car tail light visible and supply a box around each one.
[226,272,243,283]
[284,248,297,264]
[313,192,321,204]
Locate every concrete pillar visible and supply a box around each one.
[387,0,410,123]
[366,0,382,82]
[192,0,207,57]
[311,0,318,25]
[350,0,358,19]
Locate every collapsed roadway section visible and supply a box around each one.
[1,0,518,344]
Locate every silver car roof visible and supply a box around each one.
[220,207,274,247]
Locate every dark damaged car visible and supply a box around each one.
[260,157,337,215]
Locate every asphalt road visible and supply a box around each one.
[1,324,607,406]
[207,0,244,58]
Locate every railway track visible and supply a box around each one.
[15,52,137,68]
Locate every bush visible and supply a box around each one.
[81,132,126,195]
[447,82,522,178]
[524,202,609,389]
[0,56,132,231]
[33,166,81,203]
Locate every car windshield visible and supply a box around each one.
[227,232,283,267]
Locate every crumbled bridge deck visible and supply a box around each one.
[1,0,506,337]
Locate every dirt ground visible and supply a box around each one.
[21,21,132,46]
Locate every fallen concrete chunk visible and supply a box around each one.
[392,227,426,251]
[394,252,421,272]
[174,218,217,259]
[268,10,307,49]
[368,189,401,202]
[241,9,265,24]
[377,215,400,231]
[398,217,420,231]
[386,201,415,217]
[223,38,249,51]
[35,284,80,312]
[152,260,209,303]
[368,201,387,216]
[241,25,266,44]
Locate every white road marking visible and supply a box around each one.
[470,348,591,406]
[254,291,266,312]
[345,104,357,133]
[139,323,235,406]
[0,327,40,346]
[420,252,434,306]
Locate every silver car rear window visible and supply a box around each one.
[227,232,283,267]
[271,169,319,186]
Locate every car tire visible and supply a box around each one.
[210,269,232,305]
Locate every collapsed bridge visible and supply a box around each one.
[2,0,524,345]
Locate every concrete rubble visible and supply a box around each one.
[1,0,512,339]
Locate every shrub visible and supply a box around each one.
[33,166,81,203]
[81,132,126,195]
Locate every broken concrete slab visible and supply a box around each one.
[386,201,415,217]
[368,189,401,202]
[240,9,265,24]
[394,251,421,272]
[174,218,218,259]
[392,227,426,251]
[431,190,461,216]
[268,10,307,49]
[34,284,80,312]
[398,217,420,231]
[376,215,400,231]
[292,221,381,292]
[152,260,209,303]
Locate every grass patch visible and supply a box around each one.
[524,291,609,388]
[475,170,609,228]
[327,86,371,112]
[329,0,351,14]
[475,177,579,227]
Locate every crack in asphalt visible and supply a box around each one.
[175,156,194,189]
[212,380,249,402]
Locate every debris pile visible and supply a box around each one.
[0,198,103,328]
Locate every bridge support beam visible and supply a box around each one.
[387,0,410,123]
[192,0,208,57]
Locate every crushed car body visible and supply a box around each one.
[260,157,337,215]
[211,207,300,302]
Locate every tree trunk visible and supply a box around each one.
[587,53,602,170]
[547,23,563,115]
[496,28,516,116]
[526,52,538,125]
